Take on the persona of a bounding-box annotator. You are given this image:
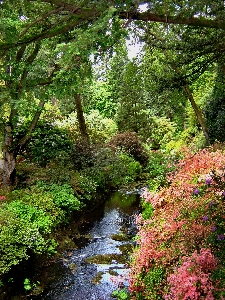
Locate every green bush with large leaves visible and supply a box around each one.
[15,122,72,166]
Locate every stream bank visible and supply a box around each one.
[3,190,142,300]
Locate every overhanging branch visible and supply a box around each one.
[118,11,225,30]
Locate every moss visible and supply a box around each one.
[110,233,129,241]
[91,271,104,284]
[85,254,127,264]
[117,243,133,256]
[67,263,77,272]
[108,269,118,276]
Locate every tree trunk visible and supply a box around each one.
[2,101,45,188]
[2,125,17,188]
[148,32,211,145]
[74,93,90,144]
[183,83,210,145]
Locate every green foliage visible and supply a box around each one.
[15,122,72,166]
[72,173,98,202]
[36,182,81,212]
[141,201,154,220]
[114,60,148,135]
[84,81,116,118]
[23,278,40,292]
[0,191,59,274]
[45,151,74,185]
[71,140,95,171]
[145,151,176,191]
[112,288,130,300]
[204,64,225,143]
[145,117,177,150]
[142,267,165,300]
[59,110,118,145]
[28,123,72,166]
[23,278,32,291]
[119,153,142,183]
[83,147,142,189]
[0,183,81,275]
[85,110,118,144]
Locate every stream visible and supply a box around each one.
[28,190,141,300]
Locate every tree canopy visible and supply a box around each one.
[1,0,225,187]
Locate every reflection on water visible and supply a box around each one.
[31,191,140,300]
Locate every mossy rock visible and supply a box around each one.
[110,233,129,242]
[117,243,133,255]
[91,271,104,284]
[85,254,127,264]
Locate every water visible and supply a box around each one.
[30,191,140,300]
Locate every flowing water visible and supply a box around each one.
[29,190,141,300]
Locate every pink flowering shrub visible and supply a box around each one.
[129,148,225,299]
[166,248,217,300]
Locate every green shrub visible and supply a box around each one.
[0,190,61,275]
[15,122,72,166]
[36,182,81,212]
[85,110,118,144]
[71,140,95,170]
[141,201,154,220]
[57,110,118,144]
[142,267,165,300]
[83,148,142,189]
[143,116,177,150]
[145,151,176,191]
[0,183,81,275]
[75,174,98,201]
[112,288,130,299]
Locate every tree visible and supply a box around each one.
[1,0,225,188]
[0,1,129,188]
[115,60,149,134]
[204,63,225,143]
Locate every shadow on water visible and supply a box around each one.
[7,190,141,300]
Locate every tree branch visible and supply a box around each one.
[18,101,45,148]
[18,7,65,39]
[0,4,224,52]
[20,43,41,84]
[118,11,225,30]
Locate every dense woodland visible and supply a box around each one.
[1,0,225,299]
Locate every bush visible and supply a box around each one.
[0,189,62,275]
[15,122,73,167]
[71,140,95,170]
[145,150,177,191]
[36,182,81,212]
[83,148,142,189]
[0,183,81,275]
[107,131,149,166]
[140,116,177,150]
[129,149,225,299]
[57,110,118,145]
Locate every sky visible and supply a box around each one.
[126,3,148,59]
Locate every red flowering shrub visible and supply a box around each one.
[107,131,149,166]
[129,148,225,299]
